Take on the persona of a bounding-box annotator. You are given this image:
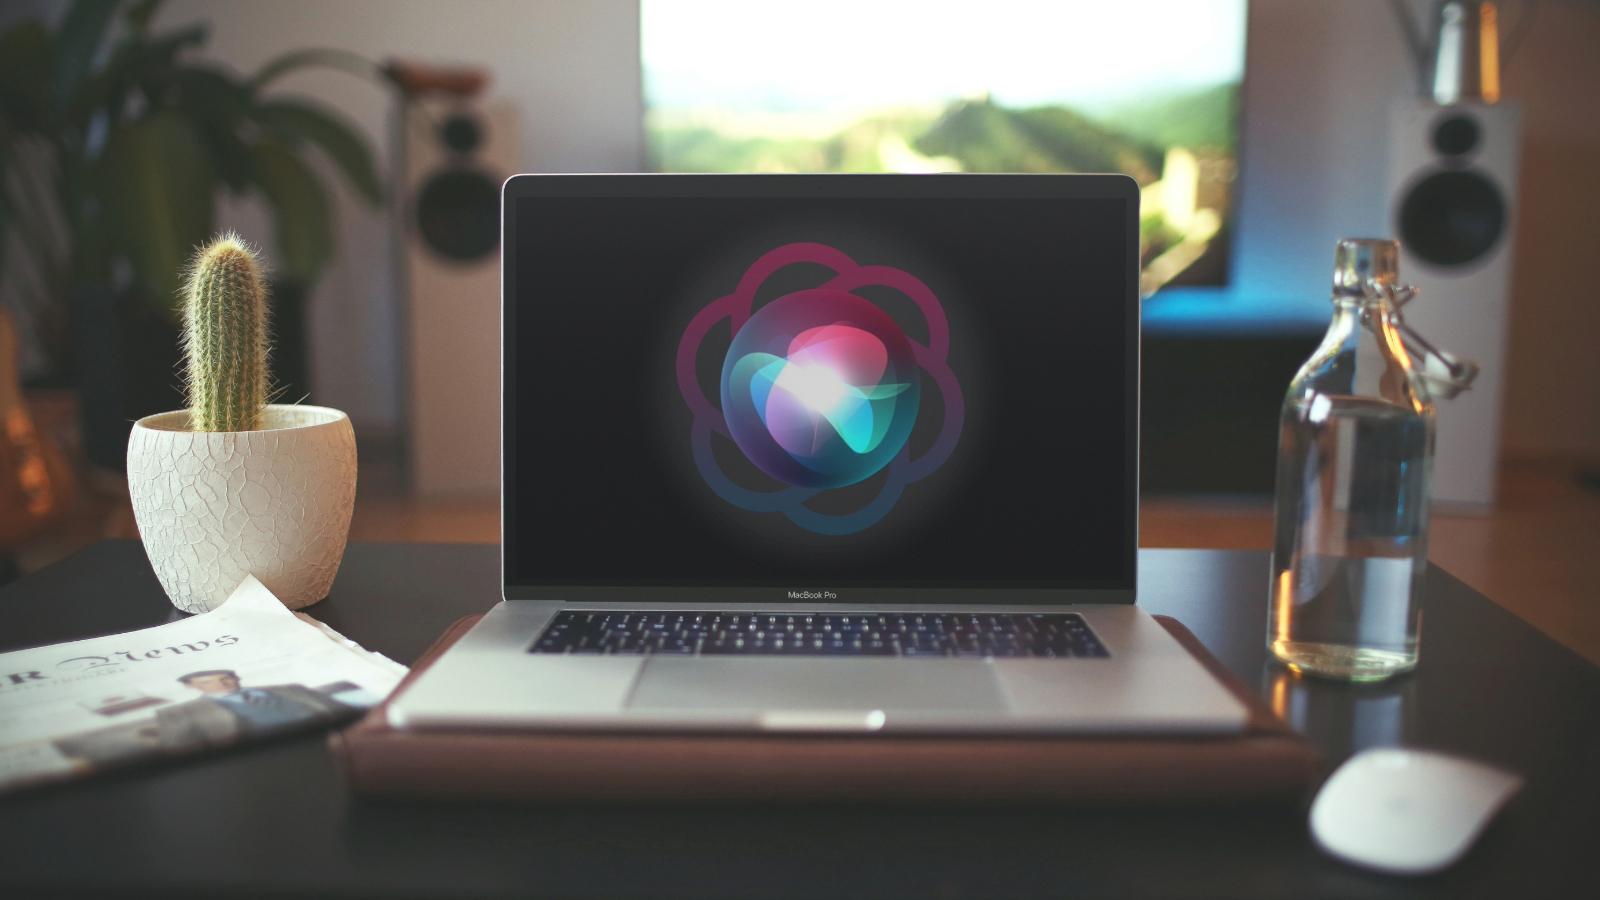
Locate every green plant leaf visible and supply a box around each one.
[96,112,215,308]
[124,0,163,35]
[172,65,256,190]
[252,98,381,204]
[252,47,379,91]
[247,139,332,283]
[53,0,121,112]
[0,22,56,133]
[65,24,207,127]
[119,23,208,95]
[173,64,252,116]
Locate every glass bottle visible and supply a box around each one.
[1268,239,1436,682]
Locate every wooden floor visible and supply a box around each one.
[348,459,1600,667]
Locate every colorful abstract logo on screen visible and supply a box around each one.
[675,242,964,535]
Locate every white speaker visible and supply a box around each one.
[1388,99,1520,507]
[399,97,517,496]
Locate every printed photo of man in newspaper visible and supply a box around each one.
[156,669,358,748]
[50,673,374,769]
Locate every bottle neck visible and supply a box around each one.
[1310,295,1431,413]
[1329,295,1400,338]
[1331,294,1389,312]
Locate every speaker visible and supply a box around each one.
[399,97,517,496]
[1388,99,1520,506]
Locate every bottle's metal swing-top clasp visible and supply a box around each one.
[1364,280,1480,400]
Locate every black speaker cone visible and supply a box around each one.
[1397,169,1506,268]
[439,114,483,155]
[415,168,500,262]
[1431,113,1481,158]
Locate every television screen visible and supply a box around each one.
[642,0,1248,295]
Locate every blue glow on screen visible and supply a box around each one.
[1144,199,1346,335]
[1145,287,1325,334]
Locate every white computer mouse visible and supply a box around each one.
[1309,747,1523,876]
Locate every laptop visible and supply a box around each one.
[388,173,1247,735]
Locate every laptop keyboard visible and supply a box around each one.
[530,611,1109,658]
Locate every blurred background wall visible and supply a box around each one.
[6,0,1596,469]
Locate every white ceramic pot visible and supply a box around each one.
[127,404,357,613]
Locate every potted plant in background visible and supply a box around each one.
[0,0,384,469]
[127,234,355,612]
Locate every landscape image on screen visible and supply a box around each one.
[642,0,1247,294]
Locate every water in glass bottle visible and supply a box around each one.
[1268,238,1475,682]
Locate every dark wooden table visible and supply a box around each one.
[1,541,1595,899]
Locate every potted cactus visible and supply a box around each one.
[126,235,357,613]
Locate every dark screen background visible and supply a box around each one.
[508,195,1132,589]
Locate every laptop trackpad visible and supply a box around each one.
[627,658,1006,713]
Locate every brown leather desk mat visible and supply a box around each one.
[331,614,1317,804]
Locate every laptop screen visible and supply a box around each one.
[504,176,1137,601]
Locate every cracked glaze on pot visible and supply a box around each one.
[127,405,356,613]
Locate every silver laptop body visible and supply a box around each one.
[389,174,1246,736]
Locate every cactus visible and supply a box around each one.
[182,234,271,432]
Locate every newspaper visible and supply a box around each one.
[0,576,407,795]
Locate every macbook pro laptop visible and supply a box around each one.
[389,174,1246,735]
